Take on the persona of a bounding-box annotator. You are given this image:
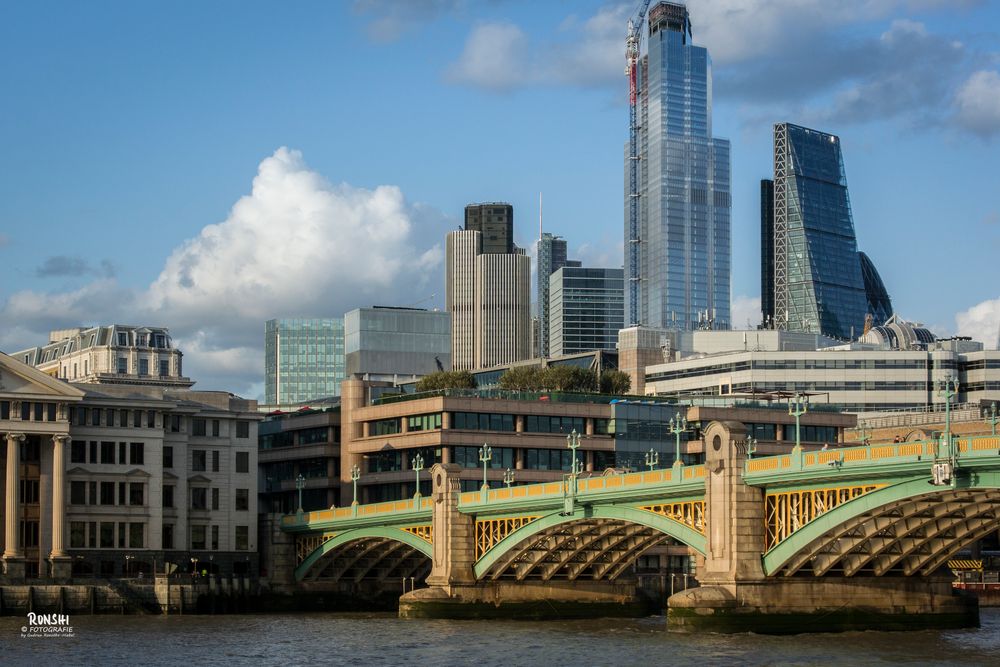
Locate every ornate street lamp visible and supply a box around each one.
[350,464,361,506]
[503,468,515,488]
[789,394,808,450]
[479,443,492,491]
[566,429,582,478]
[984,402,998,437]
[668,412,688,467]
[746,436,757,460]
[938,377,959,458]
[295,474,305,513]
[412,453,424,499]
[645,448,659,471]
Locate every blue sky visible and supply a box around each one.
[1,0,998,397]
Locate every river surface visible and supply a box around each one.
[3,609,1000,666]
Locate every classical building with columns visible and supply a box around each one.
[1,351,261,581]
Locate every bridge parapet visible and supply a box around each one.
[282,496,433,534]
[744,436,1000,485]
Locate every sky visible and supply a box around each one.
[1,0,998,399]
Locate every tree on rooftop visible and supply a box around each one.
[415,370,476,392]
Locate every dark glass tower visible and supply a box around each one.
[465,203,514,254]
[626,2,731,331]
[536,233,569,358]
[858,251,893,324]
[772,123,869,339]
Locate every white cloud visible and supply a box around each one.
[0,148,448,394]
[954,70,1000,137]
[445,22,532,90]
[730,294,762,330]
[353,0,464,42]
[956,297,1000,348]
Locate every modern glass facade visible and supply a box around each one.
[536,233,578,358]
[264,318,345,405]
[858,252,893,325]
[627,2,731,331]
[549,267,625,357]
[772,123,870,340]
[344,306,451,381]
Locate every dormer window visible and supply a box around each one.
[117,332,128,346]
[137,334,147,347]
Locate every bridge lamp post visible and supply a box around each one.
[295,474,305,514]
[503,468,514,488]
[668,412,688,467]
[789,394,808,451]
[479,443,493,491]
[937,377,959,458]
[746,436,757,460]
[645,448,659,471]
[566,429,582,478]
[984,402,998,437]
[350,464,361,506]
[857,420,870,446]
[412,454,424,499]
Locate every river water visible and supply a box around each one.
[3,609,1000,666]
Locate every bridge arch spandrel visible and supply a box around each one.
[473,505,707,581]
[763,471,1000,577]
[295,526,433,582]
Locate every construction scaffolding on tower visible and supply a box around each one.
[625,0,652,327]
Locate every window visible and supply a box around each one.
[163,446,173,468]
[372,418,401,436]
[211,525,219,551]
[138,359,149,376]
[88,481,97,505]
[120,409,129,427]
[117,357,127,374]
[89,522,97,548]
[191,487,207,510]
[170,415,181,432]
[129,523,143,548]
[20,521,39,548]
[212,420,220,437]
[212,450,219,472]
[19,479,39,504]
[159,359,169,377]
[89,441,97,464]
[117,332,128,346]
[106,409,116,427]
[71,440,87,464]
[147,410,156,428]
[100,482,115,505]
[163,485,174,508]
[162,524,174,550]
[129,483,144,506]
[100,441,115,464]
[236,421,249,439]
[192,419,207,436]
[118,442,126,464]
[46,403,56,421]
[134,410,142,428]
[118,482,126,505]
[100,522,114,548]
[20,439,40,462]
[298,427,328,444]
[70,522,86,548]
[235,489,249,511]
[118,522,126,548]
[0,400,8,420]
[34,402,43,421]
[192,450,206,472]
[212,487,219,511]
[130,442,144,465]
[70,481,86,505]
[407,413,442,432]
[235,525,249,551]
[191,525,206,550]
[91,408,101,426]
[235,452,249,473]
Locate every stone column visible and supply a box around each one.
[3,432,26,578]
[50,434,72,579]
[424,463,476,590]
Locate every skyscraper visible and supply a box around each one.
[536,233,583,358]
[627,2,731,331]
[447,228,531,370]
[760,179,775,328]
[549,267,625,357]
[770,122,891,339]
[464,203,514,254]
[264,318,344,404]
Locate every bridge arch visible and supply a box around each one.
[474,504,707,582]
[295,526,432,583]
[764,473,1000,577]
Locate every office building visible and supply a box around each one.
[464,203,514,254]
[760,180,775,328]
[264,318,345,405]
[259,406,341,514]
[14,325,192,389]
[0,350,260,581]
[769,122,892,339]
[627,2,731,331]
[549,267,625,357]
[344,306,450,383]
[536,234,582,358]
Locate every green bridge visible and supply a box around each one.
[279,421,1000,631]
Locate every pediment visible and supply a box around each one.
[67,466,92,476]
[0,352,85,401]
[188,474,211,484]
[125,468,152,478]
[163,470,178,480]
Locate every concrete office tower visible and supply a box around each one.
[770,123,892,339]
[465,203,514,254]
[626,2,731,331]
[344,306,451,383]
[447,230,531,370]
[549,267,625,357]
[264,318,345,405]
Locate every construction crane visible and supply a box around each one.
[625,0,652,327]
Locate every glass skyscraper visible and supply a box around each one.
[627,2,731,331]
[548,267,625,357]
[264,318,345,405]
[771,123,891,339]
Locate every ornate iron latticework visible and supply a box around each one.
[296,532,337,564]
[400,524,433,544]
[765,484,882,549]
[476,516,539,559]
[640,500,705,534]
[773,122,788,329]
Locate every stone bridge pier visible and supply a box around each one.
[398,464,651,619]
[668,422,978,633]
